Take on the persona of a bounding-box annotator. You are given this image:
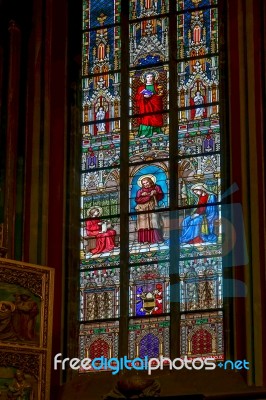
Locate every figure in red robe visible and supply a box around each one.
[135,176,164,243]
[152,283,163,314]
[85,207,116,254]
[135,72,164,138]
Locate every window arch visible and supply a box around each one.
[79,0,223,370]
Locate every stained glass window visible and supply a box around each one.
[80,0,223,368]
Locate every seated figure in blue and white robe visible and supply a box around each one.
[180,183,218,244]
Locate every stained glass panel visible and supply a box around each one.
[129,211,170,264]
[178,107,220,156]
[83,0,121,30]
[177,0,218,12]
[82,74,121,123]
[80,0,223,369]
[179,206,222,258]
[80,269,120,320]
[180,311,223,359]
[128,317,170,359]
[129,18,169,67]
[129,263,170,316]
[79,321,119,372]
[81,168,120,198]
[129,66,169,161]
[81,216,120,268]
[129,162,169,213]
[129,67,169,115]
[178,56,219,90]
[178,154,221,206]
[177,8,218,59]
[130,0,169,20]
[179,258,222,311]
[129,114,169,163]
[177,57,219,118]
[81,131,120,170]
[81,192,119,220]
[82,28,121,76]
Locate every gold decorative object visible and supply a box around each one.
[97,12,107,26]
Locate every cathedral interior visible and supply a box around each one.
[0,0,265,399]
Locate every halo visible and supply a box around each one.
[0,301,16,312]
[137,174,156,187]
[190,183,209,193]
[140,70,159,83]
[87,206,103,217]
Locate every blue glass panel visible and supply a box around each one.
[177,8,218,59]
[140,333,160,358]
[83,0,121,30]
[82,27,121,75]
[177,0,217,12]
